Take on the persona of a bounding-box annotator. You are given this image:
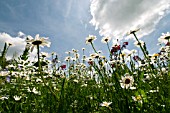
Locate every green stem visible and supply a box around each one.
[106,42,112,59]
[90,42,98,53]
[37,45,57,99]
[37,45,40,71]
[132,33,147,59]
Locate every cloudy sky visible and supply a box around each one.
[0,0,170,59]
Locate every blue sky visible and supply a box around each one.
[0,0,170,59]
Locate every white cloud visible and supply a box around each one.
[90,0,170,40]
[0,32,36,60]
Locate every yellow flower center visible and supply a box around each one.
[136,96,142,100]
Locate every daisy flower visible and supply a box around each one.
[32,87,40,95]
[86,57,94,65]
[0,96,9,100]
[101,36,111,43]
[90,53,100,59]
[65,56,71,62]
[41,52,49,58]
[82,48,85,51]
[127,28,140,35]
[100,101,112,107]
[132,95,143,104]
[120,73,134,89]
[158,32,170,44]
[26,34,51,52]
[134,40,144,48]
[85,35,97,44]
[13,95,22,101]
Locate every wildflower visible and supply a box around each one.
[149,90,159,93]
[100,101,112,107]
[13,95,22,101]
[36,78,42,82]
[6,76,10,83]
[73,79,79,83]
[27,87,40,95]
[82,48,85,51]
[101,36,111,43]
[158,32,170,44]
[132,95,142,104]
[0,70,9,76]
[127,28,140,35]
[122,42,128,48]
[88,61,94,65]
[152,53,160,57]
[71,57,76,62]
[85,35,97,44]
[32,87,40,95]
[26,34,51,52]
[161,67,168,74]
[65,51,71,54]
[90,53,100,59]
[120,52,126,57]
[72,48,78,53]
[133,56,140,61]
[134,40,144,47]
[165,46,170,53]
[51,52,56,56]
[97,50,103,54]
[86,57,94,65]
[81,84,87,87]
[52,57,58,64]
[7,64,16,69]
[25,76,30,81]
[123,42,128,45]
[166,42,170,46]
[65,56,71,62]
[60,64,66,70]
[100,56,106,60]
[41,52,49,58]
[75,53,80,59]
[0,96,9,100]
[111,44,121,53]
[8,43,12,46]
[159,47,165,53]
[120,73,134,89]
[143,74,150,81]
[82,55,86,61]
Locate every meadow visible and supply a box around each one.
[0,30,170,113]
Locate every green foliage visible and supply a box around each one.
[0,43,8,69]
[20,47,29,61]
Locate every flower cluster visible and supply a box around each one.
[0,31,170,113]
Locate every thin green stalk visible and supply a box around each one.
[90,42,98,53]
[106,42,112,59]
[58,77,66,112]
[37,45,57,99]
[132,33,156,74]
[132,33,147,59]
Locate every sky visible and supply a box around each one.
[0,0,170,60]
